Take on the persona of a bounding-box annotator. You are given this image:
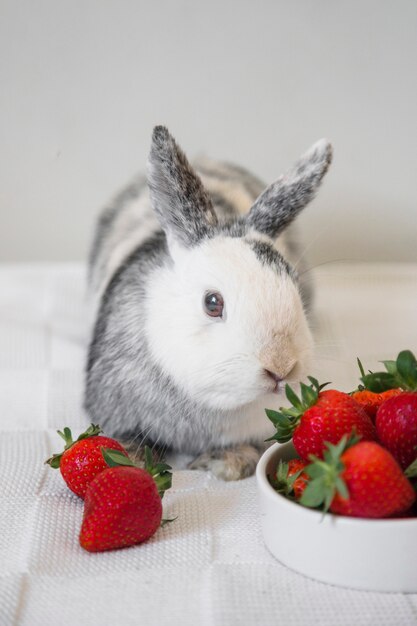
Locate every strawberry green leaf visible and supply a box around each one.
[381,360,397,375]
[300,382,317,407]
[273,429,294,443]
[335,476,349,499]
[76,424,102,442]
[285,385,303,411]
[307,376,330,392]
[318,381,331,391]
[275,460,289,483]
[331,434,349,459]
[57,427,73,448]
[304,462,326,479]
[270,460,304,496]
[396,350,417,391]
[44,452,63,468]
[286,469,303,489]
[101,448,134,467]
[264,409,283,425]
[265,408,298,442]
[404,457,417,479]
[280,407,301,418]
[265,433,281,442]
[306,376,319,391]
[301,438,350,513]
[144,445,173,498]
[152,462,172,474]
[360,372,398,392]
[300,476,327,508]
[357,358,366,379]
[144,446,154,472]
[154,473,173,499]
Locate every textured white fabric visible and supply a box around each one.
[1,262,417,626]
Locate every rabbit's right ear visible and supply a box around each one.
[147,126,218,247]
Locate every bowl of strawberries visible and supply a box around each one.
[256,350,417,592]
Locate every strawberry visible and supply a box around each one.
[351,355,404,419]
[45,424,129,498]
[351,388,402,420]
[300,436,416,518]
[376,394,417,469]
[80,448,172,552]
[270,458,309,500]
[359,350,417,469]
[265,377,376,461]
[80,467,162,551]
[287,459,309,499]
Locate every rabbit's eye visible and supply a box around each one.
[204,291,224,318]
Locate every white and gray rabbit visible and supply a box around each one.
[85,126,332,480]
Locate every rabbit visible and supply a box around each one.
[85,126,332,480]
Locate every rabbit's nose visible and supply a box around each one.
[264,370,283,385]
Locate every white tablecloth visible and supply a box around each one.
[1,262,417,626]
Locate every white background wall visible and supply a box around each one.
[1,0,416,264]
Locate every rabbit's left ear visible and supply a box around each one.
[247,139,332,239]
[147,126,218,247]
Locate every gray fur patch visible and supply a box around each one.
[214,218,248,239]
[247,139,332,239]
[147,126,218,246]
[247,239,296,280]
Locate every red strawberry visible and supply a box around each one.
[80,467,162,551]
[265,377,376,461]
[301,436,415,518]
[358,350,417,469]
[80,448,173,552]
[376,393,417,469]
[287,459,309,499]
[45,424,129,498]
[271,458,309,500]
[351,388,402,420]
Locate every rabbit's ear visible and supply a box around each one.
[147,126,218,246]
[247,139,332,239]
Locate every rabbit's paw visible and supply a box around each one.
[188,444,260,481]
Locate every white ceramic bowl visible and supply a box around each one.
[256,442,417,593]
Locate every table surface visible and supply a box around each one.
[1,262,417,626]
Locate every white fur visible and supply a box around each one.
[145,235,313,443]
